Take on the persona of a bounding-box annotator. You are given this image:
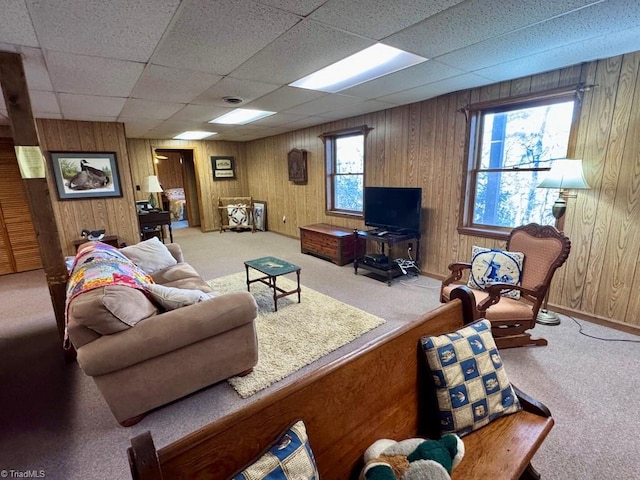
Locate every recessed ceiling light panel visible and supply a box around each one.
[289,43,427,93]
[173,131,217,140]
[209,108,276,125]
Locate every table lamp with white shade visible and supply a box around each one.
[142,175,163,210]
[536,158,590,324]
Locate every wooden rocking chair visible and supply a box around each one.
[440,223,571,349]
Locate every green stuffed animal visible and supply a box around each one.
[360,434,464,480]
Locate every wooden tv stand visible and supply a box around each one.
[299,223,362,266]
[354,229,420,285]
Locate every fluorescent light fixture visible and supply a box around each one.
[209,108,276,125]
[289,43,427,93]
[173,131,217,140]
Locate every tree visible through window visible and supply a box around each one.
[322,126,370,215]
[464,92,578,235]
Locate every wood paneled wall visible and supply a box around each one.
[245,52,640,329]
[126,138,248,232]
[36,119,139,256]
[155,151,184,190]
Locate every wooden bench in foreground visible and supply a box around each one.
[128,286,554,480]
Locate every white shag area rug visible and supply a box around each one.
[207,272,386,398]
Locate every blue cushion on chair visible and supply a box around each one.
[421,320,521,437]
[233,420,319,480]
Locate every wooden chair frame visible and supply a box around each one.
[441,223,571,349]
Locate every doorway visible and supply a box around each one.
[154,149,200,229]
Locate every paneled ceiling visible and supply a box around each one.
[1,0,639,142]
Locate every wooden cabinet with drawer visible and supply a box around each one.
[299,223,362,266]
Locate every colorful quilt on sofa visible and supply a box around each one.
[64,242,153,347]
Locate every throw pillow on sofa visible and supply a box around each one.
[120,236,177,274]
[145,283,214,310]
[69,285,158,334]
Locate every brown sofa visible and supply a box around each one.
[66,239,258,426]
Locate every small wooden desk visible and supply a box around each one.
[138,211,173,243]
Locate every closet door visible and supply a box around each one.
[0,139,42,274]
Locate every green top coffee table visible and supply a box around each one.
[244,256,301,311]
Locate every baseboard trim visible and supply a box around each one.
[546,304,640,337]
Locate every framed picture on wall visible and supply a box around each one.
[253,200,267,231]
[212,156,236,180]
[287,148,307,184]
[50,152,122,200]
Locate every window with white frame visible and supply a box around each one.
[462,90,579,237]
[321,126,370,216]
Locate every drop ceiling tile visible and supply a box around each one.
[315,99,398,119]
[256,0,326,16]
[341,60,466,99]
[274,115,333,130]
[244,86,326,112]
[284,93,365,115]
[131,65,222,104]
[0,42,19,53]
[151,0,301,75]
[477,25,640,82]
[384,0,603,58]
[230,19,373,85]
[27,0,180,62]
[309,0,464,40]
[192,77,280,107]
[123,119,164,138]
[167,104,232,123]
[0,0,38,46]
[35,112,64,120]
[249,112,309,127]
[45,51,144,97]
[29,91,60,114]
[436,0,640,73]
[59,93,126,117]
[20,47,54,91]
[119,98,185,120]
[377,73,493,104]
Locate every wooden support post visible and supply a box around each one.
[0,51,72,357]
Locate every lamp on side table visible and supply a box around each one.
[142,175,163,209]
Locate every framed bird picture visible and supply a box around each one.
[50,152,122,200]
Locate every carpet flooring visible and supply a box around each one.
[208,272,385,397]
[0,228,639,479]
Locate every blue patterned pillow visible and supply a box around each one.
[421,320,521,437]
[467,246,524,299]
[233,420,319,480]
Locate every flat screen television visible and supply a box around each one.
[364,186,422,234]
